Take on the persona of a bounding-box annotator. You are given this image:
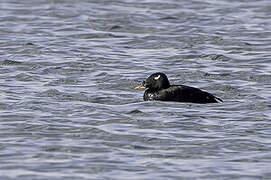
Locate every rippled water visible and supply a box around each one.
[1,0,271,179]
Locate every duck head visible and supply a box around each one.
[135,72,170,90]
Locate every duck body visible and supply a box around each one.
[136,72,222,104]
[143,85,221,103]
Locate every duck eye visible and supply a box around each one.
[154,75,160,80]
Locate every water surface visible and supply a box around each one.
[0,0,271,179]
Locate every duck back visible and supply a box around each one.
[144,85,221,104]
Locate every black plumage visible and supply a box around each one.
[135,72,222,104]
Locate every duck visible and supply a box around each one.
[135,72,222,104]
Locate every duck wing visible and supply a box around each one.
[159,85,222,103]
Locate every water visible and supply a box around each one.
[0,0,271,179]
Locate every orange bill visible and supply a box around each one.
[135,85,146,89]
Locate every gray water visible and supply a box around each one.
[1,0,271,179]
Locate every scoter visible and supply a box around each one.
[135,72,222,104]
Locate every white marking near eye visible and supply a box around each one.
[154,75,160,80]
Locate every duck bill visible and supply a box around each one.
[135,85,146,89]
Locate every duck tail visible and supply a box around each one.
[215,96,223,103]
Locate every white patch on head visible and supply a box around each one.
[154,75,160,80]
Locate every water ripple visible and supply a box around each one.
[1,0,271,179]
